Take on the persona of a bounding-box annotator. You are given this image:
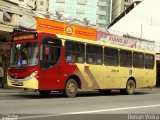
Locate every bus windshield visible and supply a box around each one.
[10,42,39,67]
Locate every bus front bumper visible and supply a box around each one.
[7,76,38,90]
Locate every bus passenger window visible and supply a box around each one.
[65,41,84,63]
[104,47,119,66]
[77,56,83,62]
[88,57,93,63]
[66,52,75,62]
[133,52,144,68]
[145,54,154,69]
[97,59,102,64]
[120,50,132,67]
[86,44,103,65]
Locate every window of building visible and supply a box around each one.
[77,0,87,5]
[100,0,107,2]
[56,0,65,3]
[120,50,132,67]
[65,41,85,63]
[76,8,85,14]
[145,54,154,69]
[40,1,44,5]
[125,0,130,2]
[98,15,106,19]
[99,6,106,11]
[56,8,64,12]
[124,6,127,10]
[104,47,119,66]
[86,44,103,65]
[133,52,144,68]
[3,12,11,23]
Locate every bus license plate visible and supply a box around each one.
[12,81,23,86]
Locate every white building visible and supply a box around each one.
[49,0,112,27]
[112,0,133,20]
[6,0,49,12]
[36,0,49,12]
[109,0,160,52]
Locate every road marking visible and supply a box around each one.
[18,104,160,119]
[64,104,160,114]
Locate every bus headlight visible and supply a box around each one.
[24,71,38,80]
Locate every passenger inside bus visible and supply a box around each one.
[45,46,49,60]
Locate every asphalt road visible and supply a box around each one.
[0,88,160,120]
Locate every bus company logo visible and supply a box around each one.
[65,25,74,36]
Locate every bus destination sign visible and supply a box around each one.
[13,33,38,41]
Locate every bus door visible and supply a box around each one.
[40,37,62,89]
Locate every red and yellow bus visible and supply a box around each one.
[7,31,156,97]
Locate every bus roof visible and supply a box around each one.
[56,34,155,54]
[12,31,154,54]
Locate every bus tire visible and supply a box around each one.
[64,78,78,98]
[38,90,51,96]
[125,79,136,95]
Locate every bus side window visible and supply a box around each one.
[86,44,102,65]
[65,41,84,63]
[86,44,94,64]
[133,52,144,68]
[95,46,103,65]
[120,50,132,67]
[104,47,119,66]
[145,54,154,69]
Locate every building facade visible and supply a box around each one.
[7,0,49,11]
[0,0,48,86]
[0,0,21,65]
[112,0,134,21]
[49,0,112,27]
[112,0,143,21]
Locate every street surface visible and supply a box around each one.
[0,88,160,120]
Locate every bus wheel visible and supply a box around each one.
[64,79,78,98]
[38,90,51,96]
[126,79,136,95]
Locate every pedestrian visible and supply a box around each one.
[0,63,4,88]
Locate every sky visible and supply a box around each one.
[109,0,160,44]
